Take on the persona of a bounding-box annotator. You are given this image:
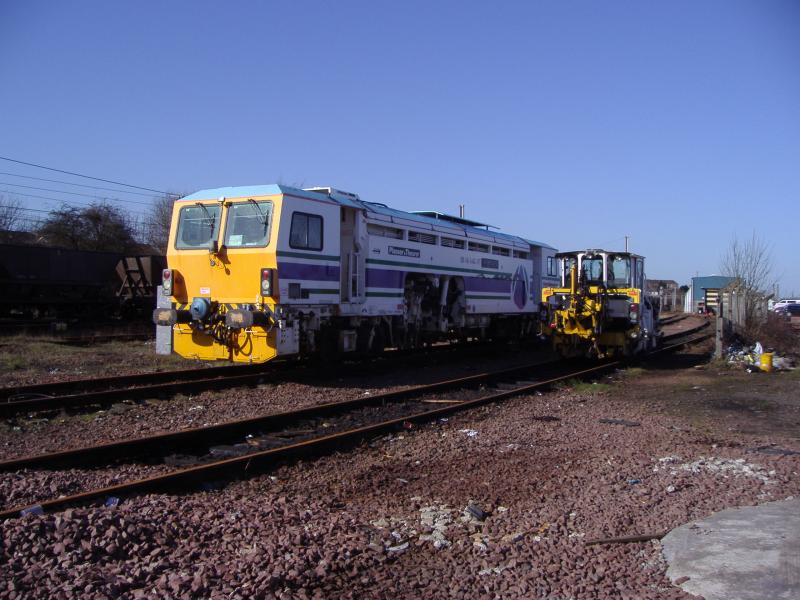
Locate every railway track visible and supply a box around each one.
[1,318,706,418]
[658,313,690,326]
[0,326,711,520]
[0,340,535,418]
[0,362,278,418]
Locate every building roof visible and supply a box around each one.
[180,184,555,251]
[691,275,736,302]
[647,279,680,288]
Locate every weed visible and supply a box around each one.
[622,367,645,378]
[1,355,27,370]
[557,378,613,394]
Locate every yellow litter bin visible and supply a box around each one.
[760,352,774,372]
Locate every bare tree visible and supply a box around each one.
[720,232,775,328]
[146,193,181,253]
[37,202,139,253]
[0,195,23,231]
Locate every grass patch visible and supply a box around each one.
[621,367,646,378]
[1,355,27,370]
[558,378,613,395]
[77,412,99,423]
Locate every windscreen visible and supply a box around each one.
[175,203,221,249]
[607,255,631,288]
[224,201,272,248]
[581,256,604,284]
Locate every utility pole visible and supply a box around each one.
[624,236,629,252]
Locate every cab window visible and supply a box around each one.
[607,255,631,288]
[581,256,604,284]
[289,212,323,251]
[224,201,272,248]
[175,203,221,249]
[635,258,645,289]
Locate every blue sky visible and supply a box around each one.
[1,1,798,293]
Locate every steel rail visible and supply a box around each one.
[0,363,273,404]
[660,320,709,342]
[0,358,568,472]
[658,314,690,326]
[1,325,711,470]
[0,317,704,417]
[0,339,509,416]
[0,361,618,520]
[0,369,297,417]
[0,328,712,520]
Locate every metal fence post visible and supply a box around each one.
[714,302,725,358]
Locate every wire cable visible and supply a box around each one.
[0,189,148,219]
[0,171,159,197]
[0,155,179,196]
[0,181,153,207]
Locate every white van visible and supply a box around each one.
[773,299,800,312]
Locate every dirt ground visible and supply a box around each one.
[623,357,800,443]
[0,337,193,387]
[1,322,799,598]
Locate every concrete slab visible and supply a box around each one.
[661,497,800,600]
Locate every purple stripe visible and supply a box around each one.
[366,268,405,288]
[464,277,511,293]
[278,262,340,282]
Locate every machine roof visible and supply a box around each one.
[556,249,645,259]
[179,184,555,250]
[410,211,494,229]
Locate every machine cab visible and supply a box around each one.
[558,250,644,291]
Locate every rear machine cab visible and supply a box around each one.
[540,249,660,357]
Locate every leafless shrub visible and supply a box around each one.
[0,195,23,231]
[146,193,181,253]
[752,312,800,355]
[720,232,776,330]
[37,202,139,253]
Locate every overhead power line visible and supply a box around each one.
[0,189,148,220]
[0,181,152,207]
[11,206,56,215]
[0,155,179,197]
[0,171,158,197]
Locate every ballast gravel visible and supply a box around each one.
[2,361,798,599]
[0,345,552,461]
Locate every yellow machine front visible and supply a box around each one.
[540,250,656,357]
[153,188,284,363]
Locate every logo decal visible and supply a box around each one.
[511,266,528,309]
[388,246,420,258]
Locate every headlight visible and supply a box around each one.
[162,269,173,296]
[260,268,274,296]
[629,302,639,322]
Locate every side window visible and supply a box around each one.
[547,256,555,276]
[289,212,323,251]
[636,259,644,289]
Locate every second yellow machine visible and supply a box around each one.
[540,249,660,357]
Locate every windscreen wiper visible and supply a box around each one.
[195,202,215,226]
[247,199,268,225]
